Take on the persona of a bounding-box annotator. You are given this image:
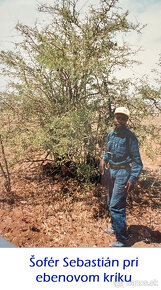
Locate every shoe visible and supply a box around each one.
[105,228,115,234]
[109,240,129,247]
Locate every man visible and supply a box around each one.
[99,107,143,247]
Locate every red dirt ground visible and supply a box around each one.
[0,152,160,248]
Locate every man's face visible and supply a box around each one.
[114,113,128,128]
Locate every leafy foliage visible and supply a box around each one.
[0,0,160,183]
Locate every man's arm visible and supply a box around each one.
[127,133,143,190]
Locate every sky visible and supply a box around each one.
[0,0,161,86]
[120,0,161,79]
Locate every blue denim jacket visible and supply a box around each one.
[102,126,143,183]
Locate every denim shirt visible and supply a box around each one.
[102,126,143,183]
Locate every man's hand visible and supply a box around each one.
[99,159,105,175]
[126,181,134,192]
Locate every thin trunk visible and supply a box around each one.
[0,134,11,193]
